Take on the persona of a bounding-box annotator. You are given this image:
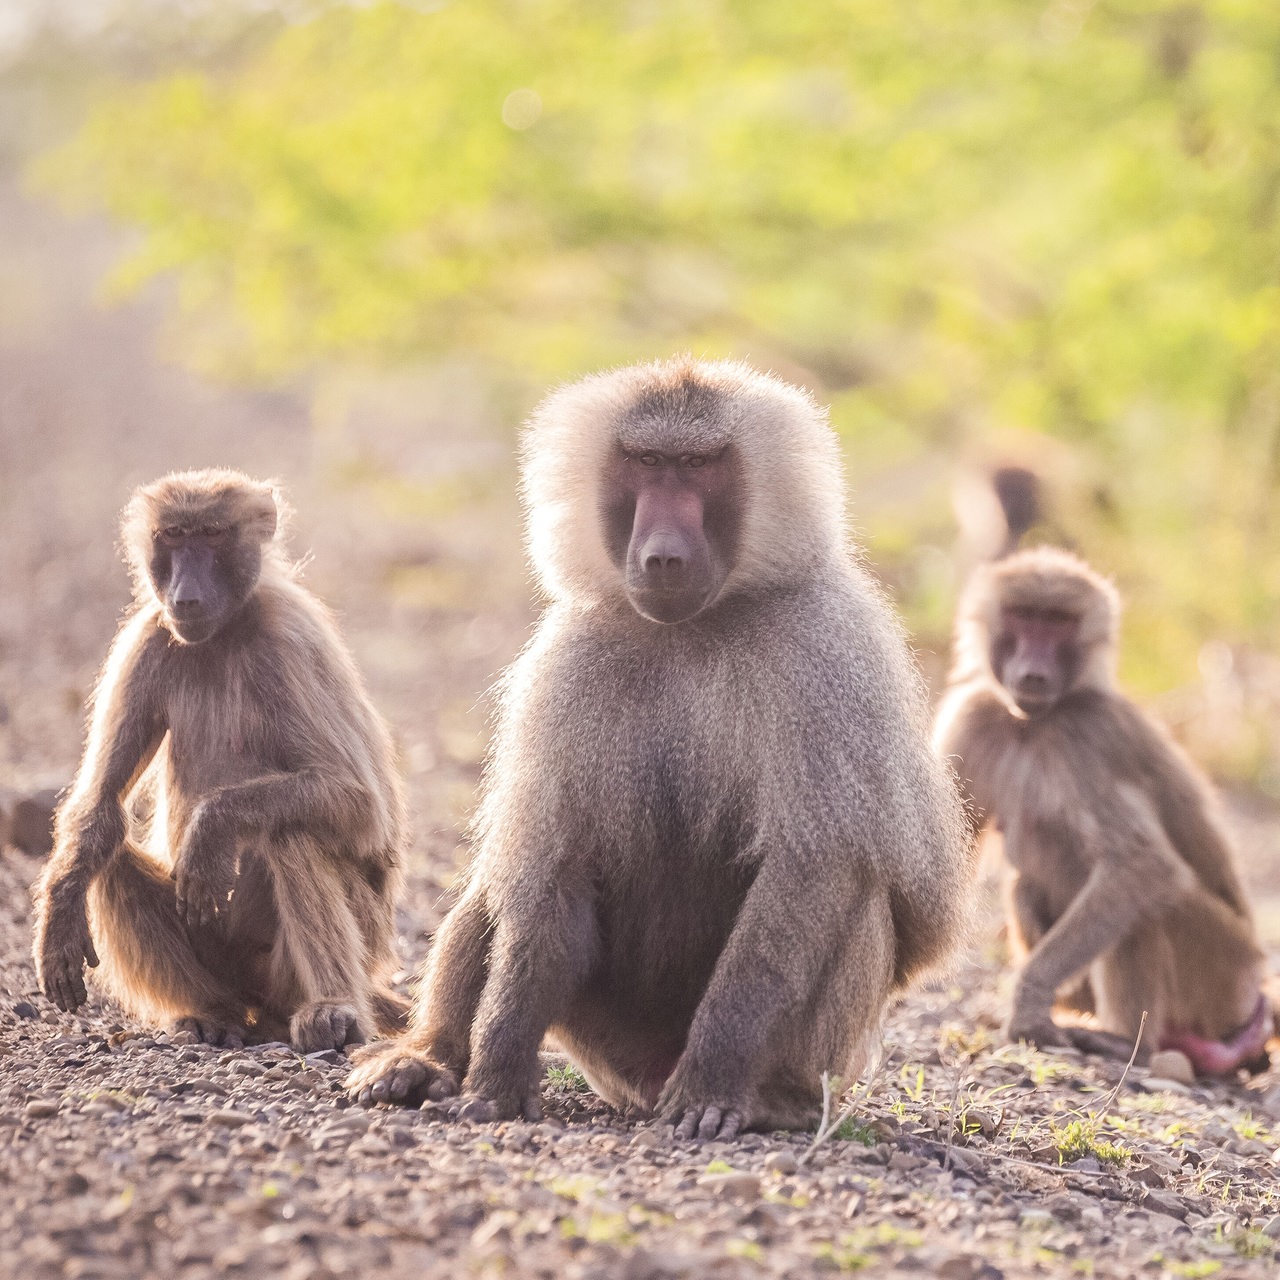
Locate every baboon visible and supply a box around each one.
[33,469,408,1051]
[347,357,972,1138]
[934,546,1271,1074]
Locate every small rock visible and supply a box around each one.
[229,1058,268,1078]
[1261,1215,1280,1240]
[944,1146,983,1174]
[1147,1050,1195,1085]
[12,1002,37,1020]
[764,1150,798,1175]
[1064,1156,1102,1174]
[304,1049,346,1066]
[695,1171,761,1201]
[963,1108,1001,1137]
[936,1256,1005,1280]
[208,1108,256,1128]
[23,1101,59,1120]
[629,1127,663,1150]
[1142,1189,1188,1221]
[888,1150,928,1172]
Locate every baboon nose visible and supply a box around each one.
[645,550,685,573]
[639,532,688,577]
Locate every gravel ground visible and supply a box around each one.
[3,181,1280,1280]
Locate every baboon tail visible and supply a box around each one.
[372,986,411,1036]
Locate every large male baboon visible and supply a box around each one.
[347,357,972,1137]
[935,547,1271,1074]
[34,469,408,1051]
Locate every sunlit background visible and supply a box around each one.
[3,0,1280,834]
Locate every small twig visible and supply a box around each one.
[941,1060,967,1174]
[1093,1010,1148,1123]
[799,1047,887,1168]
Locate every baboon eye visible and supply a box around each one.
[158,525,185,546]
[637,452,661,467]
[685,454,707,468]
[201,524,228,542]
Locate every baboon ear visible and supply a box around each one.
[244,485,279,541]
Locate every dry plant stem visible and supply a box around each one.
[799,1049,886,1168]
[941,1060,967,1174]
[1092,1010,1148,1123]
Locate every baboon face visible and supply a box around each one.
[600,444,741,624]
[990,604,1082,715]
[148,510,265,644]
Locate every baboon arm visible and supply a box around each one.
[1008,808,1195,1040]
[43,629,166,898]
[173,767,374,929]
[657,847,872,1131]
[36,622,166,1009]
[932,686,1007,838]
[179,768,370,869]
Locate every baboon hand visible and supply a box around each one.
[345,1042,461,1109]
[36,902,100,1013]
[446,1077,544,1125]
[1003,1010,1071,1051]
[172,814,237,931]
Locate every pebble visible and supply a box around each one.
[694,1171,761,1201]
[23,1101,58,1120]
[12,1002,37,1020]
[208,1109,256,1128]
[1146,1050,1195,1085]
[763,1150,798,1175]
[1142,1189,1188,1221]
[1261,1215,1280,1239]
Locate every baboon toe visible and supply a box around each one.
[169,1016,245,1049]
[345,1048,459,1108]
[671,1104,743,1142]
[290,1001,361,1053]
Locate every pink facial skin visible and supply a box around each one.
[1159,994,1270,1076]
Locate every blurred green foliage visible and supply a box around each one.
[28,0,1280,727]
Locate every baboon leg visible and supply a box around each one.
[254,833,377,1052]
[88,842,248,1044]
[347,881,496,1107]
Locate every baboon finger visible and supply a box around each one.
[426,1074,459,1101]
[674,1108,702,1141]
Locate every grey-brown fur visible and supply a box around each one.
[33,469,408,1051]
[347,357,972,1136]
[934,546,1269,1070]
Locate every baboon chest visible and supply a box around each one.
[161,646,283,790]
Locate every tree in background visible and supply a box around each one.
[29,0,1280,782]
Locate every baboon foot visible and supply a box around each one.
[655,1078,746,1141]
[290,1000,362,1053]
[345,1041,461,1108]
[169,1015,246,1049]
[662,1102,744,1142]
[446,1079,543,1124]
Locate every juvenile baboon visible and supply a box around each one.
[33,469,408,1051]
[347,357,972,1138]
[934,547,1271,1074]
